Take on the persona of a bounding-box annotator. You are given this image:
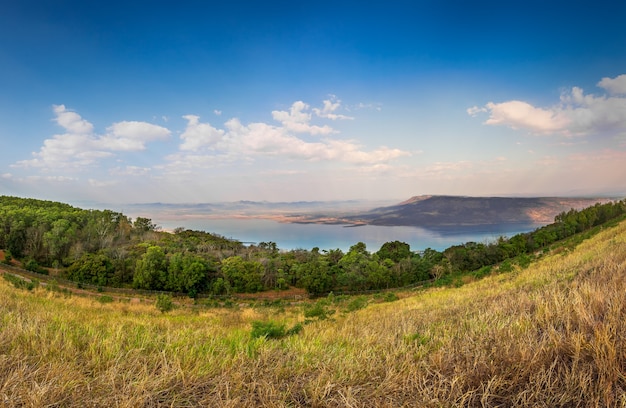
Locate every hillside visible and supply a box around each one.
[1,218,625,406]
[346,195,614,227]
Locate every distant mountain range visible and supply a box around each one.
[115,195,618,229]
[340,195,615,227]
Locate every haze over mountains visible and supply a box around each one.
[346,196,615,227]
[118,195,616,230]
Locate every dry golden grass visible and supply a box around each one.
[1,221,626,406]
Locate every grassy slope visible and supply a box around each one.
[1,221,626,407]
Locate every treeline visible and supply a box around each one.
[1,196,625,296]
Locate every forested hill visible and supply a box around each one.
[348,195,615,227]
[2,195,626,298]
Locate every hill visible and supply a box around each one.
[345,195,614,227]
[1,217,625,406]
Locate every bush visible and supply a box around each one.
[250,320,286,339]
[155,294,174,313]
[250,320,303,339]
[344,296,368,313]
[382,292,399,302]
[473,265,492,279]
[303,301,335,322]
[97,295,114,303]
[24,258,48,275]
[3,274,37,291]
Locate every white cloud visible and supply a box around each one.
[100,121,170,151]
[53,104,94,134]
[88,178,117,187]
[598,74,626,95]
[469,73,626,137]
[170,103,411,168]
[483,100,570,133]
[313,96,354,120]
[213,110,222,116]
[15,105,171,169]
[179,115,225,151]
[271,101,335,135]
[110,166,151,176]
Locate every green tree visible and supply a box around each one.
[66,253,114,286]
[133,246,168,290]
[167,252,210,296]
[376,240,411,263]
[220,256,263,293]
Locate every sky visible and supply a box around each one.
[1,0,626,205]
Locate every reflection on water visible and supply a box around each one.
[155,217,543,252]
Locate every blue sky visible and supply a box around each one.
[1,0,626,204]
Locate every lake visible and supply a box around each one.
[153,217,542,253]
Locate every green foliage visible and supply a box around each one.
[285,323,303,336]
[382,292,399,302]
[376,240,411,263]
[24,258,47,274]
[134,246,168,290]
[303,301,335,322]
[250,320,303,339]
[3,273,37,290]
[66,253,114,286]
[473,265,492,279]
[498,260,513,273]
[97,295,114,303]
[155,294,174,313]
[404,332,430,346]
[167,252,212,296]
[220,256,263,293]
[250,320,286,339]
[344,296,368,313]
[2,195,625,299]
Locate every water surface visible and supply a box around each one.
[154,217,541,252]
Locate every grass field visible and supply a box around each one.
[1,220,626,407]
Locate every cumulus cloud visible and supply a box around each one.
[271,101,335,135]
[483,100,570,133]
[53,104,94,134]
[15,105,171,169]
[180,115,225,151]
[170,100,410,169]
[313,96,354,120]
[468,73,626,137]
[100,121,171,151]
[598,74,626,95]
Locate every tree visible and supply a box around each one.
[134,217,158,232]
[44,219,76,263]
[133,246,168,290]
[66,253,114,286]
[376,241,411,263]
[167,252,210,296]
[220,256,263,293]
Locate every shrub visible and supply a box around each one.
[3,274,36,290]
[344,296,368,313]
[97,295,114,303]
[473,265,492,279]
[250,320,286,339]
[155,294,174,313]
[303,301,335,322]
[24,258,47,275]
[383,292,399,302]
[250,320,303,339]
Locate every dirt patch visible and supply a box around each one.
[234,287,307,300]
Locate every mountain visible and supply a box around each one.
[344,195,615,227]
